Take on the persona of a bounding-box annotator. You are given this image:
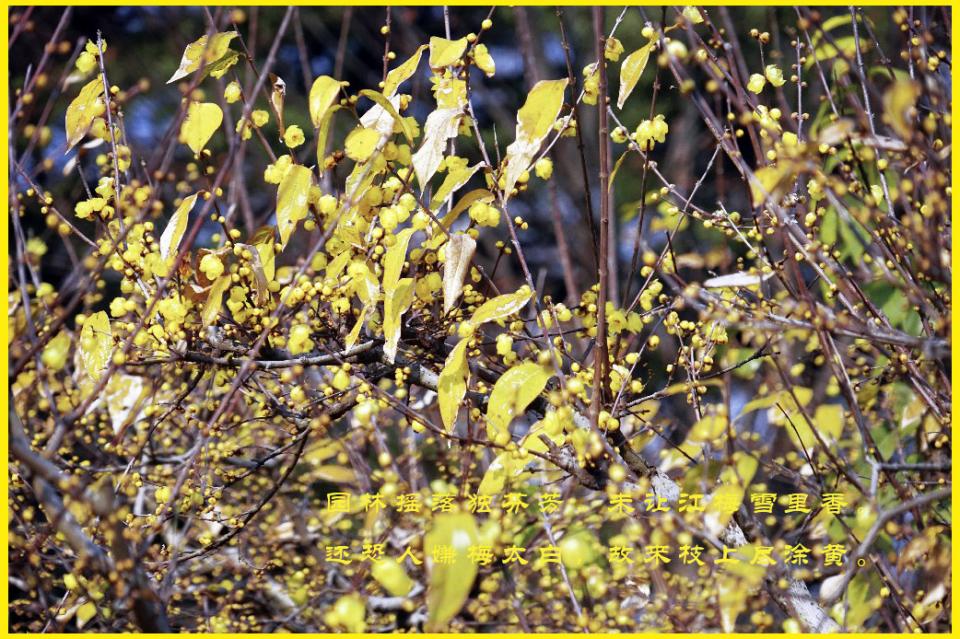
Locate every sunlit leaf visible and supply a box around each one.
[313,465,357,483]
[438,338,469,432]
[383,278,415,364]
[79,311,112,380]
[276,164,312,249]
[470,286,533,326]
[180,101,223,155]
[382,44,427,98]
[159,193,198,260]
[344,127,381,163]
[485,362,551,441]
[167,31,238,84]
[703,270,773,289]
[310,75,346,127]
[424,512,479,630]
[371,559,415,597]
[442,233,476,313]
[383,227,415,293]
[413,108,462,188]
[201,275,231,327]
[503,79,568,197]
[617,41,654,109]
[359,89,414,143]
[428,36,468,69]
[65,79,105,149]
[430,161,482,209]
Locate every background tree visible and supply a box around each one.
[8,5,952,633]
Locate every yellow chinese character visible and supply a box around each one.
[784,493,811,514]
[503,546,528,565]
[395,493,422,513]
[643,545,671,564]
[431,544,457,565]
[750,492,777,514]
[361,492,385,513]
[327,492,352,512]
[431,493,456,513]
[784,542,811,565]
[502,492,529,514]
[608,545,634,564]
[751,545,776,566]
[361,543,386,561]
[678,544,704,566]
[823,543,847,567]
[538,545,562,564]
[397,545,423,565]
[608,493,635,515]
[713,491,741,514]
[716,545,740,565]
[325,545,352,564]
[538,492,562,513]
[678,492,705,512]
[467,545,494,565]
[468,493,493,513]
[643,492,670,513]
[821,492,848,515]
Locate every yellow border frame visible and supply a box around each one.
[1,1,954,636]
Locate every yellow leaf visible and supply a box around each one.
[276,164,312,249]
[344,127,381,163]
[413,108,463,189]
[430,161,482,209]
[383,278,415,364]
[371,559,415,597]
[503,79,568,196]
[65,79,105,149]
[180,101,223,155]
[787,403,844,451]
[309,75,346,128]
[618,41,654,109]
[749,161,803,205]
[250,225,277,281]
[442,233,476,313]
[706,483,744,529]
[382,44,427,98]
[437,338,469,431]
[882,79,920,140]
[425,512,479,631]
[315,104,343,169]
[201,275,230,327]
[383,228,415,293]
[79,311,112,380]
[167,31,238,84]
[478,418,558,494]
[159,193,198,260]
[485,362,552,441]
[359,89,415,143]
[313,465,357,483]
[346,305,369,348]
[688,414,727,442]
[76,600,97,629]
[471,286,533,326]
[438,188,494,229]
[429,36,468,69]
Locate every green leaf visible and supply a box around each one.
[276,164,312,249]
[617,41,654,109]
[79,311,112,380]
[428,36,468,69]
[485,362,552,441]
[158,193,198,260]
[65,79,105,149]
[424,512,479,631]
[167,31,238,84]
[438,339,469,432]
[503,79,568,197]
[309,75,346,128]
[180,101,223,155]
[382,44,427,98]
